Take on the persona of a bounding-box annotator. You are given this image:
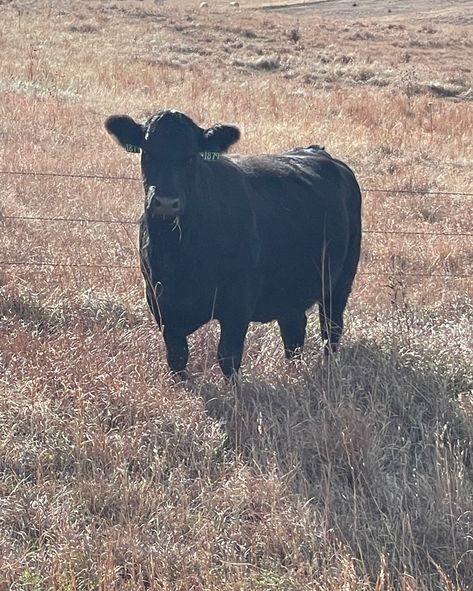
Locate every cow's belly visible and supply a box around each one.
[250,231,348,322]
[251,278,322,323]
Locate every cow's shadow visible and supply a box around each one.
[190,339,473,584]
[195,340,472,490]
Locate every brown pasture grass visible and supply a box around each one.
[1,1,473,589]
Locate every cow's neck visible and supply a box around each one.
[145,216,191,281]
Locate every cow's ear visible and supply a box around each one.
[105,115,144,152]
[202,124,240,153]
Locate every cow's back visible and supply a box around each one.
[230,147,362,322]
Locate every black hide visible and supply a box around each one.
[105,110,362,378]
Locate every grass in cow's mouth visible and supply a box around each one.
[171,215,182,240]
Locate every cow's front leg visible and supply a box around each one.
[217,319,250,380]
[163,326,189,378]
[278,311,307,359]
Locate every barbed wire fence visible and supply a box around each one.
[0,168,472,280]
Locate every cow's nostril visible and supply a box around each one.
[154,197,181,216]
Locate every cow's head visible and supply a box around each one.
[105,110,240,218]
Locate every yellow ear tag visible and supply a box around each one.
[125,144,141,154]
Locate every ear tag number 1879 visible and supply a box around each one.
[200,152,220,161]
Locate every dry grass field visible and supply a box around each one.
[1,0,473,589]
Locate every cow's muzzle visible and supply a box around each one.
[147,187,182,217]
[154,196,182,217]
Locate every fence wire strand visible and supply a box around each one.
[0,260,471,279]
[0,261,138,269]
[0,169,138,182]
[0,214,473,237]
[1,168,472,279]
[1,214,138,226]
[2,213,473,238]
[0,168,472,196]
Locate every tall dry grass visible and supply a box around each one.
[0,1,472,589]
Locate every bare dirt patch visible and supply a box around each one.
[262,0,473,25]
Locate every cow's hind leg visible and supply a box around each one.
[163,327,189,378]
[319,236,360,355]
[319,302,342,356]
[278,311,307,359]
[319,283,352,356]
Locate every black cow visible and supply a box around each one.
[105,110,362,378]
